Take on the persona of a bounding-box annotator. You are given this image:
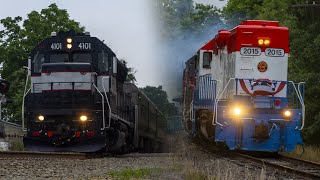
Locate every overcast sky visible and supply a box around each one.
[0,0,227,88]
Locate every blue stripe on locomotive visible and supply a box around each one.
[193,74,216,110]
[192,77,304,152]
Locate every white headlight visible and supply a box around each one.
[283,110,291,118]
[233,108,241,116]
[38,115,44,121]
[80,115,87,121]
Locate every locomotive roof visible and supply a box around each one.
[123,82,164,116]
[30,30,116,56]
[200,38,215,51]
[230,20,288,32]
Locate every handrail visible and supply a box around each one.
[182,86,186,126]
[102,77,111,129]
[290,81,305,130]
[298,82,305,130]
[297,82,305,101]
[188,101,193,133]
[208,78,305,130]
[92,83,105,130]
[22,73,31,132]
[211,79,221,126]
[214,78,235,127]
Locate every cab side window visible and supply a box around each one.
[203,52,212,69]
[98,51,109,73]
[33,52,44,73]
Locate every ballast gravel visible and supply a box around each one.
[0,132,299,179]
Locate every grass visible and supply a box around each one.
[184,170,209,180]
[283,145,320,163]
[8,140,24,151]
[108,167,161,180]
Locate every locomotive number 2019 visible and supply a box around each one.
[240,47,261,56]
[78,43,91,50]
[265,48,284,57]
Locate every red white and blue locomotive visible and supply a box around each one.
[23,31,166,153]
[183,20,305,152]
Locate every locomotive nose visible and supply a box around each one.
[56,124,71,136]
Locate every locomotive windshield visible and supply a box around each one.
[49,53,92,63]
[73,53,92,63]
[50,54,68,63]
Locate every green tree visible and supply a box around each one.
[140,86,178,117]
[180,4,223,36]
[157,0,194,40]
[0,3,84,123]
[223,0,264,27]
[120,59,137,84]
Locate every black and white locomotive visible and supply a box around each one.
[23,31,166,153]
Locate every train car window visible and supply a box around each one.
[50,54,69,63]
[33,52,44,73]
[203,52,212,69]
[73,53,92,63]
[98,51,109,73]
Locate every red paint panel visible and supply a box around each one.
[197,20,290,54]
[200,38,215,51]
[236,26,288,52]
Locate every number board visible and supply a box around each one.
[77,42,92,50]
[240,47,261,56]
[50,42,92,50]
[265,48,284,57]
[51,43,63,50]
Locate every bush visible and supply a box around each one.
[8,140,24,151]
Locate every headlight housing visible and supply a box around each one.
[233,107,241,116]
[283,110,292,119]
[80,115,88,121]
[38,115,44,121]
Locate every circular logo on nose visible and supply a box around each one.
[257,61,268,72]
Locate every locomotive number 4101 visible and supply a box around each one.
[50,42,91,50]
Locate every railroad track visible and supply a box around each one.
[232,153,320,179]
[188,136,320,179]
[0,151,183,160]
[0,151,88,160]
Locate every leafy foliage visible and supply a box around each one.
[141,86,178,117]
[159,0,222,39]
[0,4,84,123]
[180,4,223,36]
[120,59,137,84]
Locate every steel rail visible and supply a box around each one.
[279,154,320,168]
[0,151,88,160]
[232,152,320,179]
